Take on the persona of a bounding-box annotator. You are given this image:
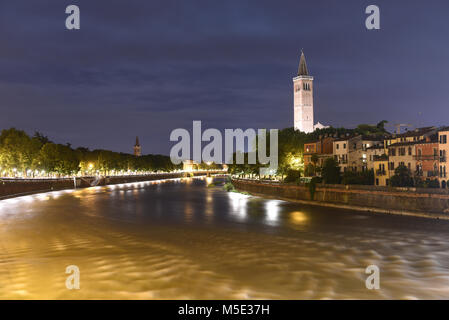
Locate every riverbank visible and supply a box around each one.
[232,178,449,219]
[0,171,225,200]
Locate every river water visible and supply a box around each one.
[0,176,449,299]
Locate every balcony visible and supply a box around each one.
[373,154,388,161]
[413,155,439,161]
[440,157,447,163]
[376,169,386,176]
[427,171,439,178]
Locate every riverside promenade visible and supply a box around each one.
[1,171,226,199]
[232,178,449,219]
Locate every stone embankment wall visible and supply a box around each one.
[0,171,222,199]
[232,179,449,218]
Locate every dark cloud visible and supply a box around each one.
[1,0,449,154]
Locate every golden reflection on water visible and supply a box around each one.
[2,178,449,299]
[184,202,194,223]
[290,211,308,226]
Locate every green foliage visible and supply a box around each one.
[321,158,341,184]
[426,179,440,188]
[34,143,79,175]
[284,169,301,183]
[0,127,177,177]
[224,182,236,192]
[341,169,374,185]
[0,128,42,175]
[304,163,315,177]
[307,177,321,200]
[227,124,389,179]
[390,164,414,187]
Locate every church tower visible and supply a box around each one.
[293,50,314,133]
[134,136,141,156]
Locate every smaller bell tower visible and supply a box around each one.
[134,136,141,156]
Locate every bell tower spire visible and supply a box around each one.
[297,50,309,76]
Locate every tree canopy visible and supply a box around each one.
[0,127,179,177]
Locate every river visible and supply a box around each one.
[0,176,448,299]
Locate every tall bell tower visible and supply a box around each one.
[293,50,314,133]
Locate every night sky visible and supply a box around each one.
[1,1,449,155]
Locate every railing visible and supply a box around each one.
[440,157,447,163]
[375,170,386,176]
[373,155,388,161]
[413,155,439,161]
[427,171,439,178]
[1,170,227,182]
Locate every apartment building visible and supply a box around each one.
[373,154,390,186]
[333,137,349,172]
[384,127,437,147]
[386,141,418,175]
[439,128,449,187]
[304,136,334,175]
[347,135,384,172]
[366,145,386,171]
[415,137,439,181]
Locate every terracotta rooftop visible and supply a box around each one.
[393,126,436,138]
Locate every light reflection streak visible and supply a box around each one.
[228,192,250,221]
[265,200,281,226]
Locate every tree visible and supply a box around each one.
[342,169,374,185]
[390,164,413,187]
[0,128,41,176]
[376,120,388,131]
[304,163,315,177]
[321,158,341,184]
[284,169,301,183]
[33,131,52,145]
[34,143,79,176]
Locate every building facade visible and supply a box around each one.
[439,128,449,187]
[347,135,383,172]
[183,160,198,172]
[373,154,390,186]
[333,138,349,172]
[415,139,439,181]
[366,145,386,171]
[386,141,417,175]
[303,136,334,176]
